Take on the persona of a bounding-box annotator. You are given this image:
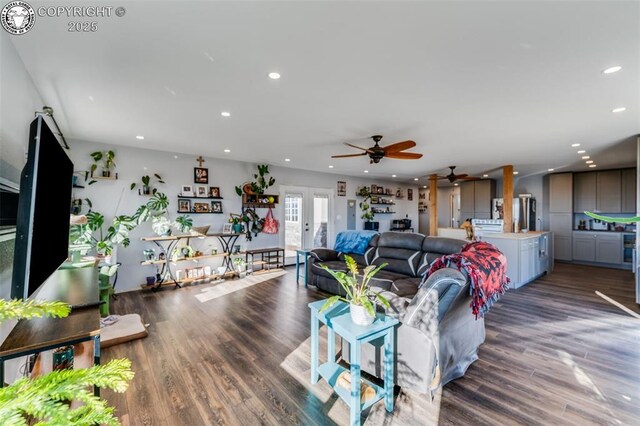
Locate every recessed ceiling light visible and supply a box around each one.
[414,178,419,181]
[423,185,427,189]
[586,160,594,164]
[88,95,94,102]
[482,174,489,178]
[603,66,622,74]
[174,155,178,159]
[513,171,519,175]
[136,135,144,140]
[143,167,148,170]
[221,111,231,117]
[612,107,626,113]
[589,164,597,168]
[392,175,397,178]
[364,170,369,173]
[268,72,281,80]
[223,149,231,153]
[548,168,554,172]
[284,158,291,162]
[582,156,590,159]
[571,143,580,147]
[328,165,334,169]
[577,150,586,154]
[454,183,459,186]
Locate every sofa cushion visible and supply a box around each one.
[378,232,425,251]
[417,237,467,276]
[389,277,421,297]
[367,269,409,291]
[337,252,367,267]
[371,246,422,276]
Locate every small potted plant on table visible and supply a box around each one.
[319,255,390,326]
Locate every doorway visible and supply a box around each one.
[280,186,334,265]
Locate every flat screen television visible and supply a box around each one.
[11,116,73,300]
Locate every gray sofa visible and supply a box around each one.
[308,232,485,394]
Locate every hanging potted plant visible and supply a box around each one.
[318,255,390,326]
[235,164,276,197]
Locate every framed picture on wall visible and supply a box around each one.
[178,199,191,213]
[209,186,220,198]
[222,223,233,234]
[196,185,208,198]
[408,188,413,201]
[181,185,194,197]
[377,186,384,194]
[194,167,209,184]
[370,184,377,194]
[194,202,210,213]
[210,201,223,213]
[337,181,346,196]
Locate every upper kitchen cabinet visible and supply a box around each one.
[621,168,637,213]
[596,170,621,213]
[460,179,495,219]
[549,173,573,213]
[573,172,597,213]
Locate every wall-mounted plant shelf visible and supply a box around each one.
[90,172,118,180]
[242,194,279,208]
[177,211,224,214]
[178,196,224,200]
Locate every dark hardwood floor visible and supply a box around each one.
[104,263,640,425]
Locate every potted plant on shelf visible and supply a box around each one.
[233,257,248,278]
[318,255,390,326]
[89,150,116,180]
[130,173,164,195]
[235,164,276,197]
[357,187,378,231]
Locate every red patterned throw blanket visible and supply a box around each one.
[427,241,510,318]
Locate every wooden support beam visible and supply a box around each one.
[503,165,514,232]
[429,174,438,236]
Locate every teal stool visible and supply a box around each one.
[309,300,398,426]
[295,249,312,287]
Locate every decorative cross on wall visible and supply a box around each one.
[196,156,205,167]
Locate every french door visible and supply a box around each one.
[280,186,334,265]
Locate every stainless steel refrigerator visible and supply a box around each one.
[492,195,536,232]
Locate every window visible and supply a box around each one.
[285,196,300,222]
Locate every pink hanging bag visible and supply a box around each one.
[262,207,279,234]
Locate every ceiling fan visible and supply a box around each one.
[331,135,423,164]
[438,166,481,183]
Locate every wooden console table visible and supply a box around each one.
[0,267,101,394]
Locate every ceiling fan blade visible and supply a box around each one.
[460,176,481,181]
[454,174,469,179]
[331,153,367,158]
[381,140,416,153]
[385,152,423,160]
[344,142,372,152]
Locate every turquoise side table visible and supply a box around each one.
[309,300,398,426]
[296,249,312,287]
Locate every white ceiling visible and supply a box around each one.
[10,1,640,183]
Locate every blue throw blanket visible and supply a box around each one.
[334,230,379,255]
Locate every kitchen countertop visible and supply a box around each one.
[573,229,635,234]
[480,231,549,240]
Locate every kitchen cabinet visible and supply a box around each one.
[573,172,597,213]
[572,231,622,265]
[550,213,572,260]
[459,179,495,219]
[596,170,621,213]
[621,168,637,213]
[483,232,552,289]
[549,173,573,213]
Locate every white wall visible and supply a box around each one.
[69,139,418,292]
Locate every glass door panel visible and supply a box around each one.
[284,193,304,262]
[312,194,329,248]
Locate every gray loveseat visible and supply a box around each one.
[307,232,485,394]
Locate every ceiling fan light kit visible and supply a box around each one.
[438,166,482,183]
[331,135,423,164]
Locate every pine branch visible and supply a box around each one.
[0,359,134,425]
[0,300,70,322]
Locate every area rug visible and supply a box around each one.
[100,314,148,348]
[195,270,288,303]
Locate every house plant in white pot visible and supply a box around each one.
[319,255,390,326]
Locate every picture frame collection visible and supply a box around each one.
[177,165,224,214]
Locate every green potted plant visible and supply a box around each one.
[357,187,378,231]
[130,173,164,195]
[235,164,276,196]
[233,257,247,278]
[89,150,116,179]
[319,255,391,326]
[0,299,134,424]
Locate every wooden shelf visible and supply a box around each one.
[139,271,237,289]
[177,211,224,214]
[178,196,224,200]
[141,234,226,242]
[242,193,279,209]
[372,211,396,214]
[370,202,396,206]
[140,253,229,266]
[90,172,118,180]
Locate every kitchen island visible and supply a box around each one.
[437,228,553,289]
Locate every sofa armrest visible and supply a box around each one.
[309,248,339,262]
[402,268,466,334]
[371,287,411,320]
